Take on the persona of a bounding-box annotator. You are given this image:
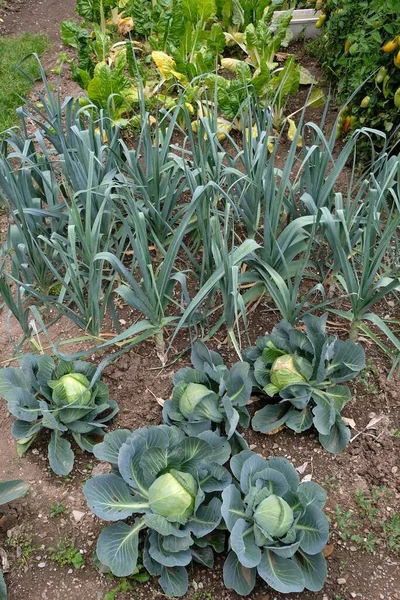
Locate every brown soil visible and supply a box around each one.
[0,4,399,600]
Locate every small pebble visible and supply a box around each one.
[337,577,347,585]
[38,562,46,568]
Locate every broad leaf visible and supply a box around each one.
[292,549,327,591]
[48,431,74,476]
[83,473,149,520]
[189,497,222,537]
[296,505,329,554]
[93,429,132,464]
[231,518,261,568]
[297,482,327,510]
[221,484,246,532]
[257,550,305,593]
[252,402,291,433]
[97,520,144,576]
[0,479,29,505]
[159,566,189,598]
[148,530,192,567]
[318,415,351,454]
[223,551,257,595]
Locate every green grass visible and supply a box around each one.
[0,33,49,132]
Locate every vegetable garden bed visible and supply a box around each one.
[0,1,399,600]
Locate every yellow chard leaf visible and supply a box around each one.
[152,51,177,78]
[287,118,302,147]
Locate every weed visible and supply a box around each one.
[355,488,380,523]
[358,357,380,394]
[382,514,400,553]
[192,591,216,600]
[103,579,135,600]
[49,502,69,518]
[322,475,338,491]
[335,505,360,542]
[48,539,85,569]
[7,527,40,566]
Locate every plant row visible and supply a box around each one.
[0,75,398,367]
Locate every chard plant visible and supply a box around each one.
[83,425,232,597]
[245,314,365,453]
[0,479,29,599]
[222,450,329,595]
[0,355,118,475]
[163,340,252,453]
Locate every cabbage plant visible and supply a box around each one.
[245,314,365,453]
[83,424,232,598]
[163,341,252,453]
[222,451,329,595]
[0,355,117,475]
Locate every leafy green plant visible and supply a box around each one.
[310,0,400,150]
[221,451,329,594]
[49,539,85,569]
[163,340,251,452]
[50,502,70,517]
[0,355,118,475]
[244,314,365,453]
[321,182,400,357]
[83,424,231,597]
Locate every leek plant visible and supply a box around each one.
[96,186,201,363]
[322,185,400,356]
[120,103,189,246]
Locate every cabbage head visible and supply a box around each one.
[148,469,197,521]
[270,355,306,391]
[254,494,294,538]
[50,373,92,406]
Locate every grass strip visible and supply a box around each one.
[0,33,49,132]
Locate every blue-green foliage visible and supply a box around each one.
[245,314,365,453]
[83,424,231,597]
[163,340,252,453]
[0,355,117,475]
[222,451,329,595]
